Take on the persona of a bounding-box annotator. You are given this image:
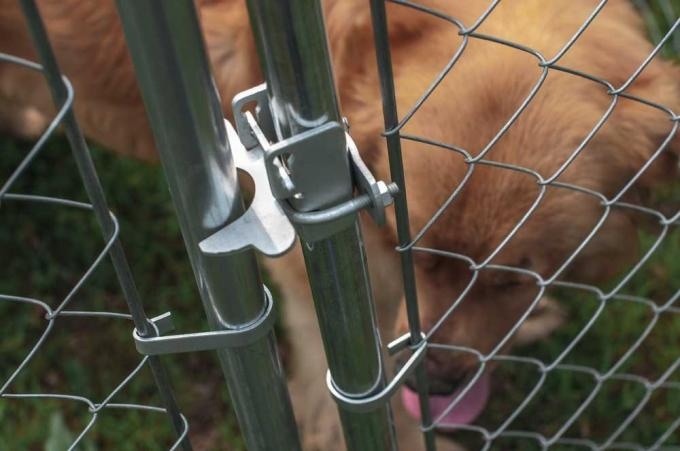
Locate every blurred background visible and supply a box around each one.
[1,1,680,450]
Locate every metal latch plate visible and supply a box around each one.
[199,121,297,257]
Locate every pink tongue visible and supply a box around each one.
[401,372,490,426]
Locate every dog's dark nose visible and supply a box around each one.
[394,353,468,395]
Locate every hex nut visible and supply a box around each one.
[375,180,394,208]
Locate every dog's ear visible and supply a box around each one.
[324,0,437,52]
[323,0,440,91]
[322,1,445,173]
[596,59,680,189]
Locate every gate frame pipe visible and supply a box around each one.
[245,1,398,449]
[114,1,301,450]
[368,1,437,450]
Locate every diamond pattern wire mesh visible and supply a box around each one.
[0,50,187,450]
[378,0,680,449]
[3,1,680,449]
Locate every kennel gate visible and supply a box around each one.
[3,0,680,449]
[117,0,680,449]
[116,0,400,449]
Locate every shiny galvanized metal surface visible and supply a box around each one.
[246,0,398,449]
[246,0,352,213]
[114,1,301,450]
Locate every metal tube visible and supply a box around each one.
[246,0,341,138]
[17,1,190,448]
[368,2,436,449]
[245,1,398,449]
[245,0,352,213]
[114,1,301,450]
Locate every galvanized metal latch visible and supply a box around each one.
[133,85,396,358]
[199,83,398,253]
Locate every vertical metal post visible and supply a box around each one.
[114,1,301,450]
[368,2,437,450]
[17,1,190,449]
[245,1,398,449]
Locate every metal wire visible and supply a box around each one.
[4,1,680,449]
[0,49,188,451]
[371,0,680,449]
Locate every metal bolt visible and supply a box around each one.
[375,180,395,208]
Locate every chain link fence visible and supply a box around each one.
[370,0,680,449]
[0,2,189,449]
[2,0,680,450]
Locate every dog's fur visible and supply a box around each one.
[2,1,679,449]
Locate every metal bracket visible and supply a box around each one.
[200,83,399,253]
[232,84,275,150]
[347,135,394,227]
[233,84,352,212]
[326,333,428,413]
[133,286,276,356]
[199,120,297,257]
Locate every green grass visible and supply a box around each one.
[0,138,246,450]
[461,224,680,450]
[635,0,680,60]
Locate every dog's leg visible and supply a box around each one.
[391,399,467,451]
[264,246,347,450]
[0,62,53,140]
[0,101,48,140]
[514,296,566,346]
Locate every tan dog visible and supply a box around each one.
[1,1,679,449]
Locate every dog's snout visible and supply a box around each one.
[395,352,469,396]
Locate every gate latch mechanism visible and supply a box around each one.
[199,83,398,254]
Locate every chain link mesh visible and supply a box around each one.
[3,1,680,449]
[379,0,680,449]
[0,50,188,450]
